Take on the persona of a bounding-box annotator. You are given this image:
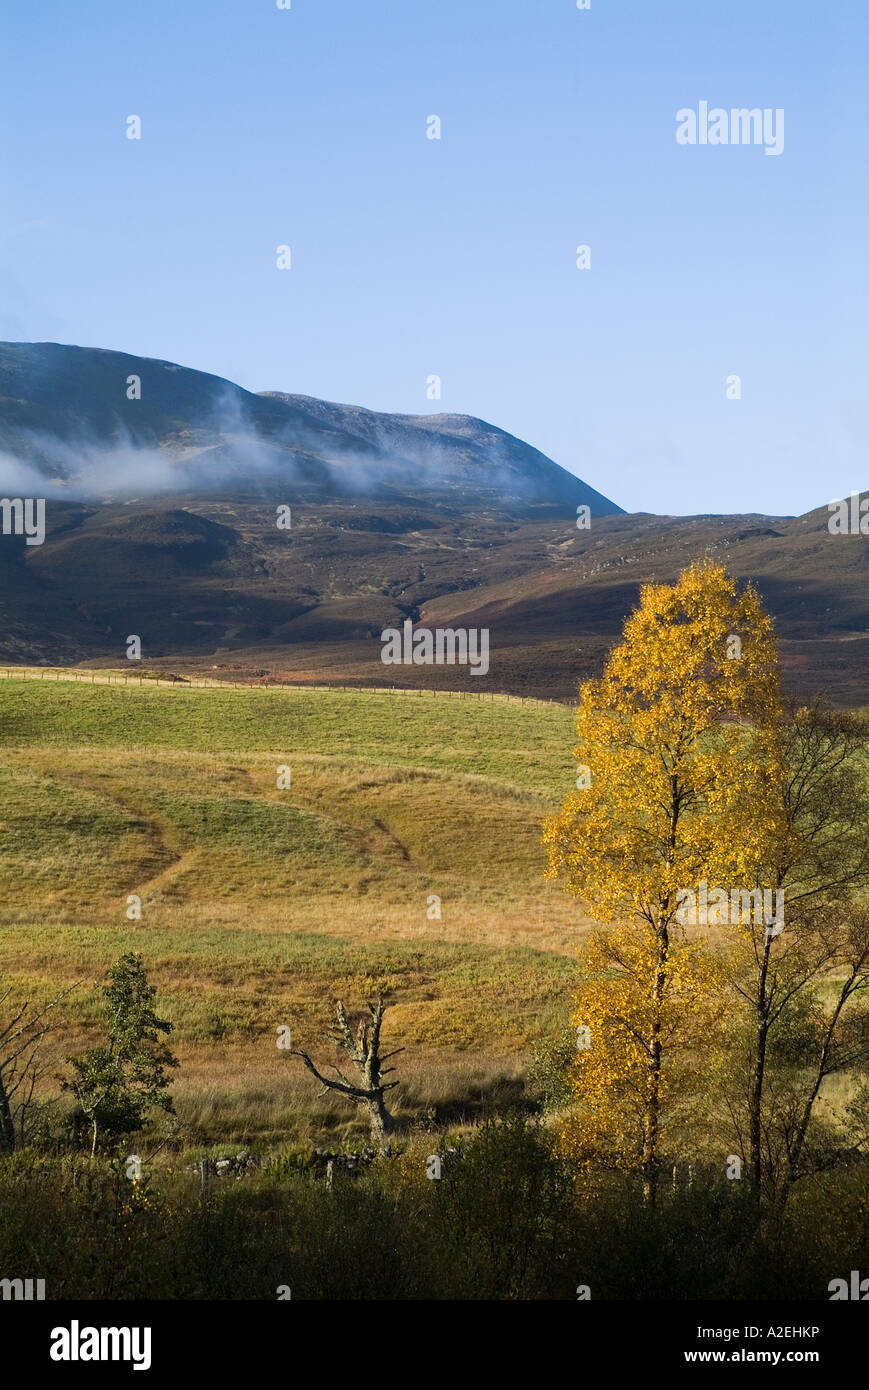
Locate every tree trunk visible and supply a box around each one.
[0,1075,15,1155]
[748,936,772,1195]
[641,1043,661,1207]
[748,1021,769,1193]
[365,1090,394,1155]
[778,982,852,1211]
[642,926,669,1208]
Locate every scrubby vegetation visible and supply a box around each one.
[2,1114,868,1300]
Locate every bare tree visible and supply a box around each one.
[0,985,72,1154]
[775,905,869,1205]
[732,699,869,1196]
[290,998,403,1155]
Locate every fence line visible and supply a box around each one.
[0,667,569,709]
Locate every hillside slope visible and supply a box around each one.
[0,494,864,704]
[0,342,621,514]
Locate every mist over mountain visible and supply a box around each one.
[0,342,865,705]
[0,342,621,515]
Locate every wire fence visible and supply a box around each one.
[0,666,571,709]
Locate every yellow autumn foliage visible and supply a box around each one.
[563,923,731,1171]
[544,561,787,926]
[543,561,789,1187]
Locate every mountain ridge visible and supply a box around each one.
[0,342,623,515]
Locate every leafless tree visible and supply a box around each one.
[0,984,72,1154]
[777,905,869,1205]
[732,699,869,1196]
[289,998,403,1155]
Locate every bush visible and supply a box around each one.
[2,1120,867,1300]
[527,1030,575,1111]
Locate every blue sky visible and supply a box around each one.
[1,0,865,516]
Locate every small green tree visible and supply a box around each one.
[64,953,178,1155]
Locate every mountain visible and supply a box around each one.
[0,342,622,516]
[0,343,865,706]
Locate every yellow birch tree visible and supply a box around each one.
[543,560,787,1203]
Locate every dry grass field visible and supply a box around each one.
[0,674,590,1149]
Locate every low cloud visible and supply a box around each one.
[0,384,559,505]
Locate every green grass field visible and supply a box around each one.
[0,677,588,1147]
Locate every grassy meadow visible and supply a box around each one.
[0,675,587,1149]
